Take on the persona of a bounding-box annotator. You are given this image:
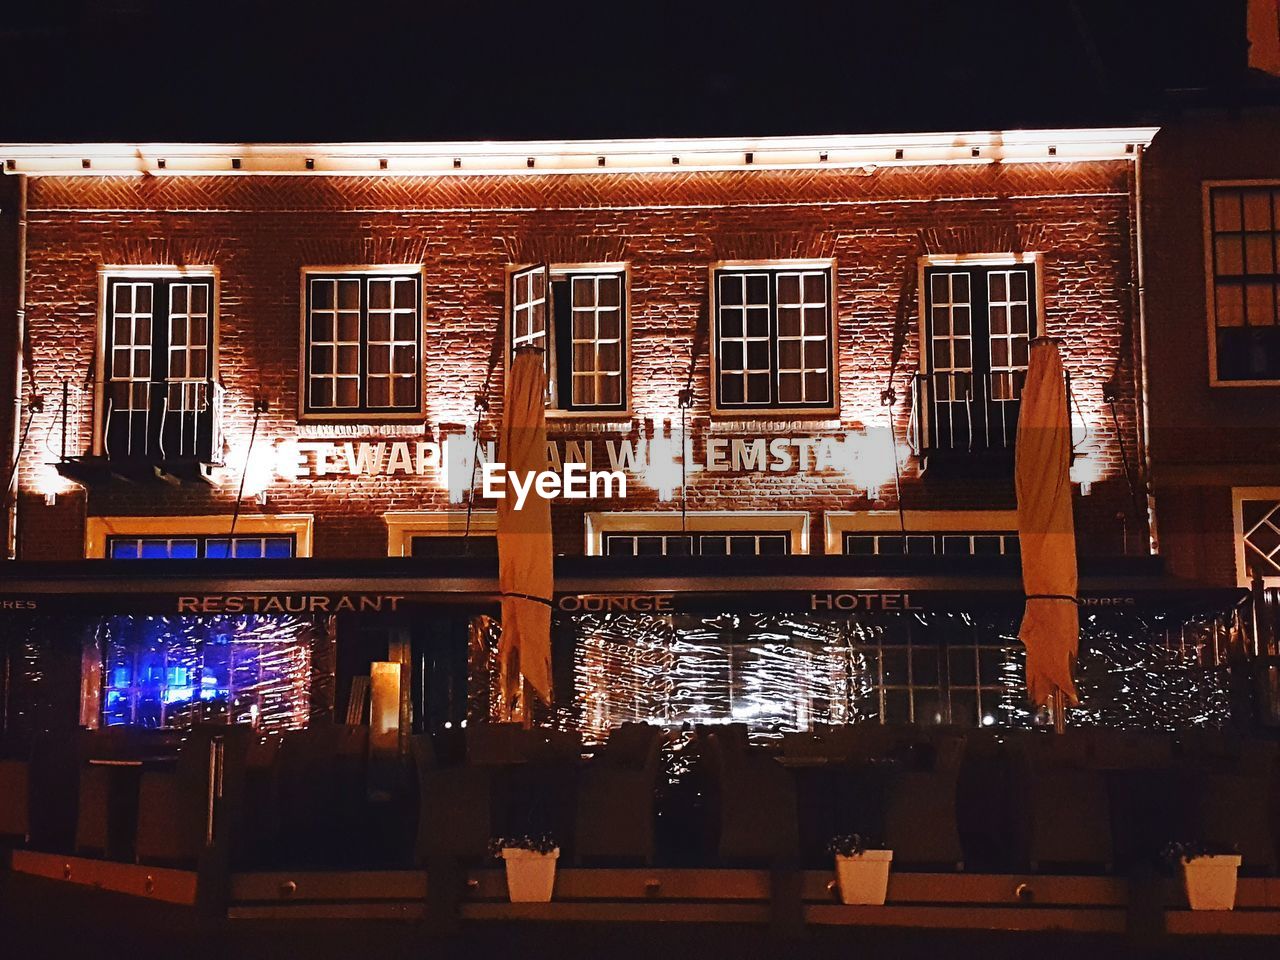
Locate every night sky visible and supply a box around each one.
[0,1,1257,142]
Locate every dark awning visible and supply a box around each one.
[0,555,1246,617]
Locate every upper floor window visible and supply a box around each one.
[303,269,422,417]
[917,258,1038,454]
[711,262,835,412]
[1207,185,1280,383]
[843,530,1019,557]
[102,273,218,461]
[508,265,628,413]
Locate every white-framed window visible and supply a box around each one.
[507,264,629,413]
[709,261,836,413]
[384,510,498,558]
[1233,488,1280,586]
[585,511,810,556]
[824,510,1019,556]
[98,268,218,460]
[300,267,423,418]
[85,515,314,559]
[917,254,1041,452]
[1204,182,1280,384]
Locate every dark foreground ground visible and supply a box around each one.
[2,869,1276,960]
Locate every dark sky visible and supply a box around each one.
[0,1,1257,142]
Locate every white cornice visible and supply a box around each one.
[0,127,1158,177]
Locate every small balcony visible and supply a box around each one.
[55,379,226,486]
[911,370,1025,474]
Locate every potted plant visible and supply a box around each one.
[1162,841,1242,911]
[829,834,893,906]
[491,834,559,903]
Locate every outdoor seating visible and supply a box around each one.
[883,730,966,870]
[575,722,664,864]
[702,730,799,864]
[276,724,369,867]
[0,758,30,843]
[1013,733,1114,872]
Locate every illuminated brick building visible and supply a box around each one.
[0,130,1250,737]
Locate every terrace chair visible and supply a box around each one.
[883,729,966,870]
[135,725,250,866]
[231,733,282,868]
[1013,732,1113,873]
[575,723,664,864]
[0,758,30,844]
[415,758,494,862]
[277,725,370,867]
[703,731,799,864]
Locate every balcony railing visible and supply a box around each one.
[55,378,225,485]
[911,370,1025,456]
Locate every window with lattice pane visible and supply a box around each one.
[712,264,834,411]
[510,265,628,412]
[304,271,421,415]
[1207,186,1280,382]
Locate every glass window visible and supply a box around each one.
[713,265,834,410]
[842,530,1019,557]
[511,266,628,412]
[1207,186,1280,381]
[921,262,1036,451]
[305,271,421,414]
[409,535,498,558]
[603,531,791,556]
[1238,495,1280,581]
[104,276,216,460]
[107,535,295,559]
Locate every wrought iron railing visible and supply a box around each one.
[58,378,225,465]
[910,370,1026,455]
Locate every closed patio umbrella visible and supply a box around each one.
[496,347,555,722]
[1016,337,1080,720]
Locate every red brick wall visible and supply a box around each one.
[1142,109,1280,584]
[13,161,1143,559]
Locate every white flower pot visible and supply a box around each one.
[1181,854,1241,911]
[834,850,893,905]
[501,847,559,903]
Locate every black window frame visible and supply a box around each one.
[842,530,1019,557]
[1206,184,1280,383]
[711,263,836,412]
[303,270,423,417]
[106,533,297,559]
[508,264,629,413]
[602,530,792,557]
[102,274,216,459]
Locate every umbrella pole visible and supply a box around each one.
[1051,687,1066,734]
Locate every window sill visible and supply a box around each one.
[296,411,426,425]
[707,406,841,420]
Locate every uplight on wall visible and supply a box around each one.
[643,422,681,502]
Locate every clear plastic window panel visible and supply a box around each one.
[987,269,1032,401]
[775,270,830,405]
[109,281,154,412]
[1240,498,1280,577]
[101,615,314,731]
[308,277,362,409]
[716,272,773,405]
[365,276,419,409]
[511,266,547,350]
[569,273,624,407]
